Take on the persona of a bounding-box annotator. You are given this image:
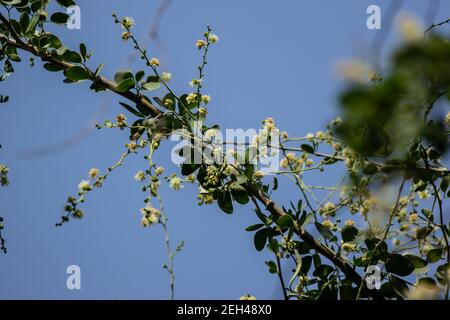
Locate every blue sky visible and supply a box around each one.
[1,0,449,299]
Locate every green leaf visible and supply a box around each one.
[40,34,62,49]
[363,238,388,263]
[289,251,302,287]
[10,19,22,36]
[161,93,176,111]
[231,184,249,205]
[114,70,133,83]
[389,275,409,298]
[94,63,104,77]
[30,0,43,12]
[56,0,76,7]
[115,78,135,93]
[1,0,22,5]
[404,254,427,269]
[417,277,436,286]
[427,248,443,263]
[43,63,64,72]
[296,241,310,255]
[313,264,334,280]
[254,229,267,251]
[244,146,257,164]
[26,13,39,33]
[298,211,313,227]
[385,254,414,277]
[5,46,20,61]
[254,207,269,225]
[340,284,356,300]
[313,253,321,268]
[4,60,14,73]
[435,263,450,285]
[62,50,82,63]
[55,46,68,56]
[181,162,200,176]
[300,255,312,274]
[362,161,378,175]
[50,12,70,24]
[218,191,233,214]
[244,164,254,179]
[297,199,303,213]
[118,102,144,118]
[268,238,279,253]
[416,225,433,239]
[301,144,314,154]
[135,70,145,82]
[272,177,278,191]
[79,43,87,61]
[440,176,450,192]
[142,81,161,91]
[341,225,358,242]
[19,12,29,33]
[276,215,294,228]
[135,103,152,117]
[322,156,338,165]
[0,95,9,103]
[265,260,277,274]
[179,93,197,110]
[129,119,144,140]
[63,66,89,81]
[245,224,264,232]
[315,222,334,240]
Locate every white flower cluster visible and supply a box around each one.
[140,205,161,227]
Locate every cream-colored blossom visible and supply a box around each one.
[322,219,334,229]
[208,34,219,43]
[406,283,441,300]
[186,93,197,104]
[134,171,145,182]
[320,202,336,217]
[149,58,160,67]
[201,95,211,104]
[196,39,207,49]
[345,219,355,227]
[88,168,99,179]
[121,31,131,41]
[169,175,183,190]
[122,17,135,29]
[161,72,172,82]
[397,13,423,42]
[445,112,450,126]
[78,180,91,192]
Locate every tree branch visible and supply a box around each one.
[424,17,450,35]
[0,31,162,118]
[245,183,385,300]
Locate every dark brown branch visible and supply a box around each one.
[0,30,162,118]
[245,183,385,300]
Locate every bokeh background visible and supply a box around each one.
[1,0,449,299]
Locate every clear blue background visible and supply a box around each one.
[0,0,449,299]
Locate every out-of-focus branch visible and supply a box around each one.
[424,17,450,35]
